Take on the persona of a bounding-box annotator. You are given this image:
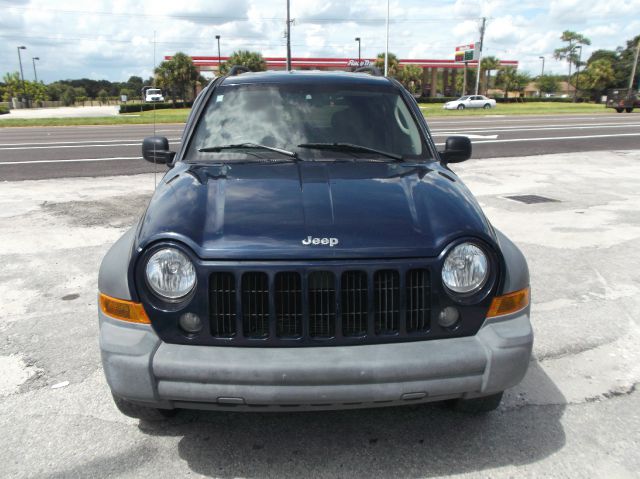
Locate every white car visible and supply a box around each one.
[443,95,496,110]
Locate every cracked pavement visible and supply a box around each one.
[1,150,639,478]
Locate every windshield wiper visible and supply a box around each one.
[297,143,403,161]
[199,143,299,159]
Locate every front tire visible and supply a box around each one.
[616,108,624,113]
[457,104,465,110]
[451,392,503,413]
[112,394,176,421]
[625,108,633,113]
[483,103,491,109]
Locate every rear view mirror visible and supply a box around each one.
[142,136,175,165]
[439,136,472,164]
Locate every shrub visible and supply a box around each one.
[119,101,193,114]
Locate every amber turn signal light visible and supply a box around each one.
[99,293,151,324]
[486,287,530,318]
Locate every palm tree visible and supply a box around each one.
[375,52,400,77]
[480,56,500,95]
[400,65,423,95]
[219,50,267,75]
[553,31,591,93]
[496,66,518,99]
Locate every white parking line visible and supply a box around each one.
[0,141,181,150]
[0,138,181,148]
[0,156,142,165]
[432,132,640,146]
[430,123,640,135]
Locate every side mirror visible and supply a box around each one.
[142,136,175,165]
[439,136,472,164]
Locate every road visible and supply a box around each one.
[1,113,639,181]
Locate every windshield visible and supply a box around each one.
[458,96,469,101]
[148,89,161,95]
[185,82,429,162]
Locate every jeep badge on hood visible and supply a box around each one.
[302,236,339,247]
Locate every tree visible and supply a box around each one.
[581,59,616,99]
[496,67,519,98]
[537,75,559,95]
[399,65,422,95]
[1,72,21,101]
[512,71,532,98]
[154,52,198,104]
[61,86,76,106]
[481,56,500,94]
[553,31,591,93]
[98,89,109,105]
[219,50,267,75]
[374,52,400,77]
[126,76,144,95]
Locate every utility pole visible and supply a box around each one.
[462,62,467,95]
[384,0,389,76]
[539,56,545,77]
[215,35,221,74]
[17,46,26,105]
[629,39,640,91]
[32,57,39,83]
[286,0,292,71]
[355,37,361,65]
[474,16,486,95]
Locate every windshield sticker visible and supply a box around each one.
[216,95,224,103]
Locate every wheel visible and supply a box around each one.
[112,394,176,421]
[483,103,491,109]
[625,108,633,113]
[457,104,465,110]
[451,392,503,413]
[615,108,624,113]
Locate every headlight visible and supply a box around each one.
[442,242,489,294]
[145,248,196,300]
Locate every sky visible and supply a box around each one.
[1,0,639,83]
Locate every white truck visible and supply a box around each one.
[142,87,164,102]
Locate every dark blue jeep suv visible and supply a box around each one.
[98,70,532,420]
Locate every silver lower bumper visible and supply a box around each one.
[99,309,532,411]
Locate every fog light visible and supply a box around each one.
[179,312,202,334]
[438,306,460,328]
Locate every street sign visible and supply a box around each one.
[455,43,479,62]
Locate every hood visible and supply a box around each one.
[137,161,495,260]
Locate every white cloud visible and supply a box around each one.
[0,0,637,82]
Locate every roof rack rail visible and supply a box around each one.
[354,66,383,76]
[228,65,251,76]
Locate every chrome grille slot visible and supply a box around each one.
[341,271,368,336]
[406,269,431,332]
[308,271,336,338]
[209,272,237,337]
[241,272,270,338]
[374,270,400,334]
[275,272,303,338]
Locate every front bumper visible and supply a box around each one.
[99,309,532,411]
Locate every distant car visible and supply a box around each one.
[444,95,496,110]
[144,88,165,103]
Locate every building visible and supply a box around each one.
[167,55,518,97]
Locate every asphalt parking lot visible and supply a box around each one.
[1,144,639,477]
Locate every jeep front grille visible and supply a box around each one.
[207,266,432,346]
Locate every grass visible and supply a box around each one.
[0,108,191,127]
[0,102,617,127]
[419,101,610,117]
